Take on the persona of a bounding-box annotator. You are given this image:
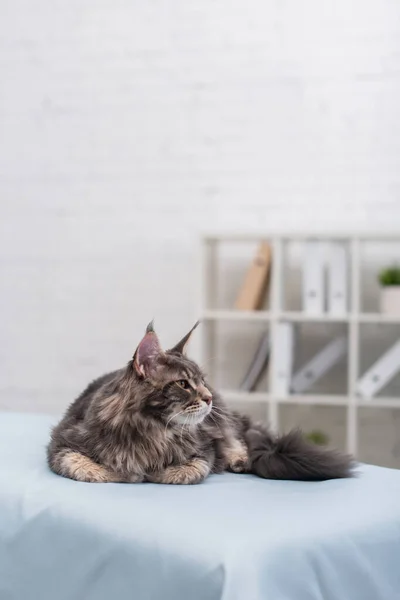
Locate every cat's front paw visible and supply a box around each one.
[164,459,210,485]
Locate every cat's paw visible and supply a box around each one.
[229,456,248,473]
[164,459,210,485]
[226,444,249,473]
[60,451,120,483]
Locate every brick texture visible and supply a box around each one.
[0,0,400,432]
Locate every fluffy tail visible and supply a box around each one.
[245,426,354,481]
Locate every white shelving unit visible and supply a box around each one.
[199,233,400,457]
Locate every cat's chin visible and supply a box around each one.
[173,404,211,426]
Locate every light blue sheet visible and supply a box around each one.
[1,412,400,600]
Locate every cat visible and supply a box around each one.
[47,321,353,484]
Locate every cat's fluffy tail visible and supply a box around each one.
[245,425,354,481]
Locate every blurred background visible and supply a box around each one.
[1,1,400,465]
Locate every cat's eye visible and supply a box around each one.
[176,379,190,390]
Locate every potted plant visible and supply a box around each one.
[304,429,329,446]
[378,266,400,316]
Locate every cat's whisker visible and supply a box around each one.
[180,415,189,443]
[164,410,186,433]
[210,406,227,417]
[207,410,219,424]
[211,403,226,411]
[207,412,216,424]
[186,417,195,439]
[208,412,223,432]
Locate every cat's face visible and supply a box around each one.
[133,322,213,427]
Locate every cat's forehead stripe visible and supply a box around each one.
[183,368,197,381]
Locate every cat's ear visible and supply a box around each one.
[133,321,163,377]
[169,320,200,355]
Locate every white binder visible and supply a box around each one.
[327,243,347,316]
[356,340,400,399]
[273,322,294,397]
[291,336,347,394]
[302,241,324,314]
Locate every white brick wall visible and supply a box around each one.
[1,0,400,414]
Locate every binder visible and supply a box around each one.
[302,241,324,314]
[327,243,347,315]
[291,336,347,394]
[239,331,270,392]
[235,242,272,310]
[273,322,294,397]
[356,340,400,398]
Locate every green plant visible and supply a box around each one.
[304,429,329,446]
[378,266,400,286]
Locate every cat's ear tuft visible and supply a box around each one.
[146,320,155,334]
[133,323,163,377]
[169,320,200,355]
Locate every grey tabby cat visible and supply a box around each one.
[48,322,353,484]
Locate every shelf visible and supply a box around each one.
[203,311,400,324]
[203,233,400,243]
[201,232,400,457]
[280,312,400,323]
[203,310,347,322]
[202,310,400,324]
[278,312,349,323]
[220,391,348,406]
[202,310,271,322]
[220,392,400,409]
[277,395,348,406]
[220,390,268,402]
[203,309,400,324]
[357,398,400,409]
[358,313,400,324]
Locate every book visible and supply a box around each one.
[356,340,400,398]
[291,336,347,394]
[272,322,294,397]
[234,242,272,310]
[327,243,347,315]
[239,331,270,392]
[302,241,325,314]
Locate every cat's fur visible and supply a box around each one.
[47,322,354,484]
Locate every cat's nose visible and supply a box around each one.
[198,383,212,405]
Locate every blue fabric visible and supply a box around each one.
[1,412,400,600]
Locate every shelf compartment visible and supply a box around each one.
[358,404,400,468]
[358,322,400,400]
[208,320,270,392]
[279,402,347,452]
